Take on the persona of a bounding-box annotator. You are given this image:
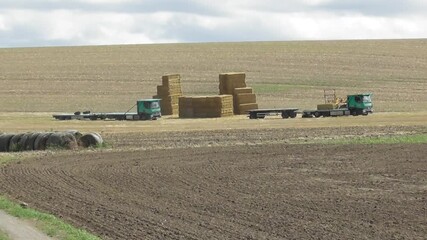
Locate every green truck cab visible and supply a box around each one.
[137,99,162,120]
[346,93,373,115]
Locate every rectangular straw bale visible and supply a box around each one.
[162,74,181,87]
[237,103,258,115]
[219,95,233,105]
[317,103,337,110]
[161,105,176,115]
[161,95,181,105]
[233,87,253,95]
[235,93,257,105]
[219,77,227,94]
[179,97,193,107]
[157,85,182,96]
[219,72,246,94]
[192,96,207,107]
[219,72,246,81]
[179,107,194,118]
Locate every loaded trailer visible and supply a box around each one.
[53,99,161,121]
[301,93,373,118]
[248,108,298,119]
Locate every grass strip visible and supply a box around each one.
[0,196,100,240]
[0,156,16,165]
[0,230,10,240]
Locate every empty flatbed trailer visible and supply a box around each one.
[247,108,298,119]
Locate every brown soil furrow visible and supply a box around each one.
[1,142,426,239]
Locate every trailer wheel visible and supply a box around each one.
[314,112,321,118]
[301,113,311,118]
[281,112,289,119]
[290,112,297,118]
[249,113,257,119]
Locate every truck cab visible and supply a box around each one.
[347,93,373,115]
[137,99,162,120]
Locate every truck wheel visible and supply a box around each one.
[314,112,321,118]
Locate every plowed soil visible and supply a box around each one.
[1,140,426,239]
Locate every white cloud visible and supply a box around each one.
[0,1,426,47]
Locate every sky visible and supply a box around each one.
[0,0,426,48]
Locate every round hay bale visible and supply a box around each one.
[80,132,103,148]
[34,132,53,151]
[0,134,15,152]
[25,132,42,151]
[46,132,78,150]
[18,133,33,152]
[9,133,25,152]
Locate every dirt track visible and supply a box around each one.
[0,139,426,239]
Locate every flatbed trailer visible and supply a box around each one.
[52,99,162,121]
[248,108,298,119]
[301,109,351,118]
[52,112,159,121]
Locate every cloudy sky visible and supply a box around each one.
[0,0,426,48]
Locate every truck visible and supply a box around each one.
[302,92,373,118]
[53,99,162,121]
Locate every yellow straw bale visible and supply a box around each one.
[235,93,257,105]
[233,87,253,95]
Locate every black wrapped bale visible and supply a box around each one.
[46,132,78,150]
[80,133,103,148]
[9,133,25,152]
[0,134,14,152]
[34,133,53,151]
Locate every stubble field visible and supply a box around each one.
[1,39,426,112]
[0,40,426,239]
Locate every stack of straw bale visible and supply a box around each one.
[317,103,338,110]
[219,72,258,114]
[179,95,233,118]
[153,74,183,115]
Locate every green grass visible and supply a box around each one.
[0,196,100,240]
[0,155,16,165]
[0,230,9,240]
[321,134,427,145]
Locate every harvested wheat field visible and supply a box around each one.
[1,40,427,113]
[1,39,427,239]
